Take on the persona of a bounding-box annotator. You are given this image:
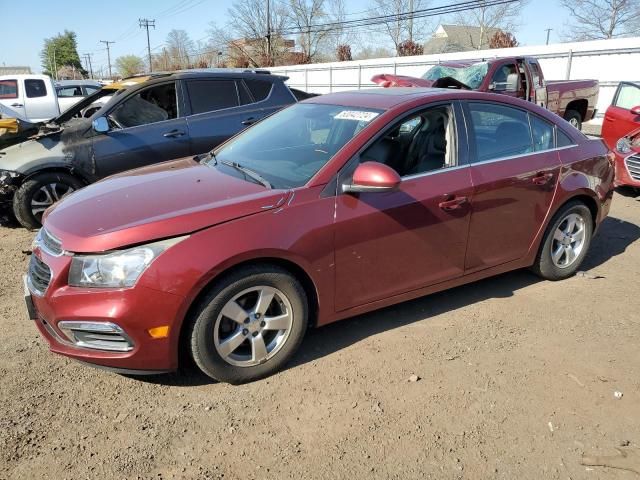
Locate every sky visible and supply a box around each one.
[1,0,572,75]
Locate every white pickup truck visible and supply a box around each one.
[0,74,103,122]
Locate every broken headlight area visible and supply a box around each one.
[0,170,23,197]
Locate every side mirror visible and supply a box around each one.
[342,162,401,194]
[631,105,640,115]
[92,116,109,133]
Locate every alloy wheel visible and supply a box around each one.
[31,183,75,220]
[551,212,586,268]
[214,286,293,367]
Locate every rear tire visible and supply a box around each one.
[531,201,593,280]
[188,265,308,384]
[13,172,84,229]
[564,109,582,130]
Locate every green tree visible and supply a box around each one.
[115,55,145,77]
[40,30,86,77]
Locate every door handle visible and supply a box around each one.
[163,129,185,138]
[438,195,468,211]
[241,117,256,126]
[10,103,23,108]
[532,172,554,185]
[604,117,614,122]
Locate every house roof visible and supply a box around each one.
[424,24,502,54]
[0,66,32,75]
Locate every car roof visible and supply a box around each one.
[305,87,465,109]
[55,80,103,87]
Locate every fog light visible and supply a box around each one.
[148,326,170,339]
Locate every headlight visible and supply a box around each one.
[68,236,187,288]
[616,137,632,154]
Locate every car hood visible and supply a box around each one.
[0,119,92,173]
[43,157,290,253]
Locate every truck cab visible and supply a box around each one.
[0,75,60,122]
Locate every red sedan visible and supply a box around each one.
[26,88,614,383]
[601,81,640,189]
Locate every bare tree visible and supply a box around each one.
[560,0,640,40]
[372,0,433,54]
[166,29,195,69]
[450,0,527,49]
[286,0,331,63]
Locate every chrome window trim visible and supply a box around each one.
[470,144,578,167]
[401,163,470,181]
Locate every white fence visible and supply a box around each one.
[270,37,640,119]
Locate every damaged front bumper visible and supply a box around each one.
[0,170,24,205]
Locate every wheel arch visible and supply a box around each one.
[564,99,588,121]
[22,165,91,185]
[176,255,321,367]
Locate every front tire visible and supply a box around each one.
[564,109,583,130]
[532,201,593,280]
[13,172,84,229]
[188,265,308,384]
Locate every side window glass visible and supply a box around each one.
[614,83,640,110]
[25,79,47,98]
[186,80,239,114]
[556,129,575,147]
[237,81,252,105]
[529,114,554,151]
[361,105,455,177]
[85,86,100,95]
[0,80,18,99]
[244,79,272,102]
[469,102,533,162]
[528,62,542,86]
[110,82,177,128]
[57,86,83,97]
[491,64,519,92]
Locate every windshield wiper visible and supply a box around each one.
[220,160,271,188]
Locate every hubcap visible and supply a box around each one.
[31,183,75,221]
[569,117,579,127]
[213,286,293,367]
[551,213,586,268]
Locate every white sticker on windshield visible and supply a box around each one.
[334,110,379,122]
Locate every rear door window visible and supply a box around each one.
[529,114,554,151]
[0,79,18,99]
[57,86,83,97]
[614,83,640,110]
[186,79,239,114]
[468,102,533,162]
[25,79,47,98]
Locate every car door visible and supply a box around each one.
[527,59,547,108]
[0,78,26,118]
[24,78,59,121]
[91,80,190,178]
[489,61,522,99]
[463,101,562,272]
[334,102,473,311]
[185,78,268,154]
[602,82,640,150]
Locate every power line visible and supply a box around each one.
[99,40,115,78]
[139,18,156,72]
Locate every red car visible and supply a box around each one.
[601,81,640,189]
[371,56,599,129]
[25,88,614,383]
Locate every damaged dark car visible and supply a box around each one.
[0,70,300,229]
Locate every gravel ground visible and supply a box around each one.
[1,191,640,480]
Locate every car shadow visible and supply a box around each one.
[128,215,640,387]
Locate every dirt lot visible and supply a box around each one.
[1,191,639,480]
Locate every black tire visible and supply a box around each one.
[531,201,593,281]
[13,172,84,229]
[564,109,582,130]
[188,265,308,384]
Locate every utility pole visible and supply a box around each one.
[139,18,156,72]
[266,0,271,67]
[100,40,115,79]
[545,28,552,45]
[83,53,94,79]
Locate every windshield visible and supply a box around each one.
[208,103,383,189]
[421,62,489,89]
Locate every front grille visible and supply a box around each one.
[39,228,63,256]
[28,255,51,295]
[625,154,640,181]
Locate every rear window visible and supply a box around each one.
[244,79,272,102]
[25,79,47,98]
[187,80,239,114]
[57,86,83,97]
[0,79,18,99]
